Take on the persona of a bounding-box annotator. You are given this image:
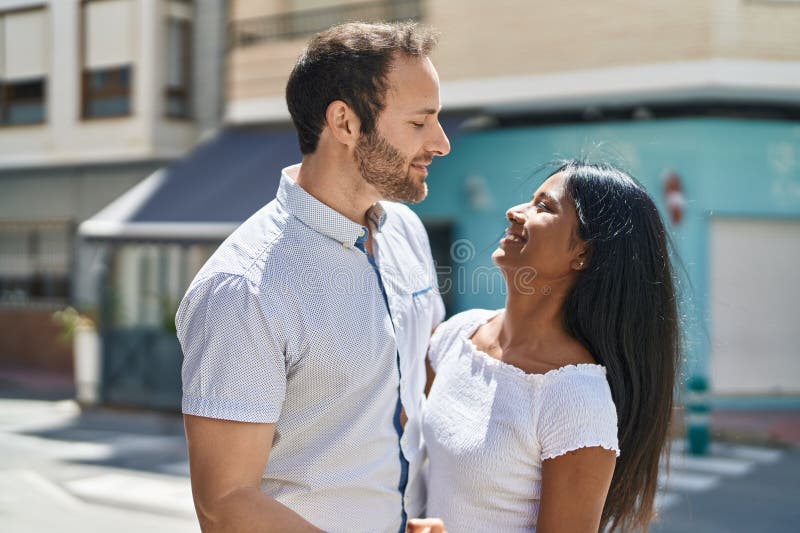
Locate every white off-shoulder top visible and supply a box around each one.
[421,309,620,533]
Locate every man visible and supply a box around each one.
[176,22,450,533]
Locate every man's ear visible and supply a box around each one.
[324,100,361,147]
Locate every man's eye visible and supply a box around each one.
[535,201,549,211]
[411,122,424,128]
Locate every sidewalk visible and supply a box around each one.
[711,409,800,448]
[0,367,195,531]
[1,367,798,528]
[0,368,75,400]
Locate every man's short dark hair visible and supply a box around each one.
[286,21,439,155]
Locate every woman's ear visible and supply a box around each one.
[571,244,591,271]
[324,100,361,148]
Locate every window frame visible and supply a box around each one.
[163,14,193,120]
[0,6,49,128]
[79,0,134,120]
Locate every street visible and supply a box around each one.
[0,397,197,532]
[0,394,798,532]
[652,441,799,532]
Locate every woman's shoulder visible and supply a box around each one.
[444,308,498,333]
[428,308,499,370]
[537,364,615,407]
[433,308,499,347]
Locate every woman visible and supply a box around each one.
[414,161,680,532]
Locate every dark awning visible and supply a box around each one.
[78,126,301,242]
[79,116,468,243]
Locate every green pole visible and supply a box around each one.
[685,375,711,455]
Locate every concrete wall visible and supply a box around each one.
[0,0,217,168]
[193,0,227,136]
[225,0,800,121]
[0,307,73,372]
[0,162,162,222]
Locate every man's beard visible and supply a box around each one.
[354,130,427,203]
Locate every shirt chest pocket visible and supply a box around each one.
[393,285,439,376]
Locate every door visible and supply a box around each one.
[709,218,800,394]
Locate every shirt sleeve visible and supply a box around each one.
[536,370,620,461]
[176,272,287,423]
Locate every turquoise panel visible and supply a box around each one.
[412,117,800,379]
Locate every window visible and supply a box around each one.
[165,1,193,119]
[0,9,48,126]
[81,0,135,118]
[0,221,71,305]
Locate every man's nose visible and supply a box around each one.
[428,120,450,157]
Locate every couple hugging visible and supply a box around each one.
[176,21,679,533]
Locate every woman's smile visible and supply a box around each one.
[500,229,527,247]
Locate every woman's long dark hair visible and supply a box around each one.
[556,161,680,532]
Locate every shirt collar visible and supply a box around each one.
[277,164,387,248]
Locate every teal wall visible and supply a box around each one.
[411,117,800,378]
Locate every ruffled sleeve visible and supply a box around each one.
[536,367,620,461]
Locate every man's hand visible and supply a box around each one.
[406,518,447,533]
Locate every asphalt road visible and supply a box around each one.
[651,446,800,533]
[0,392,798,533]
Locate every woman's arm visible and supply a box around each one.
[536,446,616,533]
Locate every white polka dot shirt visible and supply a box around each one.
[176,164,445,533]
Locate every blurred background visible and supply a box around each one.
[0,0,798,531]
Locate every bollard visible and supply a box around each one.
[685,375,711,455]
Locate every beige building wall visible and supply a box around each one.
[431,0,714,79]
[714,0,800,60]
[225,0,800,121]
[0,0,202,167]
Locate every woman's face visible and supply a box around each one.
[492,171,587,284]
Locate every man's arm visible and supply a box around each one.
[535,446,616,533]
[184,414,324,533]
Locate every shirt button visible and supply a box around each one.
[358,228,366,237]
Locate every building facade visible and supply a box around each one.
[226,0,800,121]
[0,0,226,371]
[220,0,800,396]
[50,0,800,405]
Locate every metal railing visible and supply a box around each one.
[229,0,424,49]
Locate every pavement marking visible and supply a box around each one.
[654,440,785,513]
[658,469,719,492]
[0,469,84,510]
[654,491,681,512]
[666,453,753,476]
[709,443,784,464]
[64,471,196,519]
[0,469,201,532]
[0,429,186,464]
[0,431,117,461]
[670,440,784,463]
[0,399,81,433]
